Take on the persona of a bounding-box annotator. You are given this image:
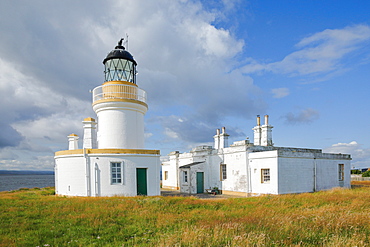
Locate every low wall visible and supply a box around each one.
[351,175,370,181]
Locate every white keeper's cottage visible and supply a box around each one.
[54,40,160,197]
[162,115,351,196]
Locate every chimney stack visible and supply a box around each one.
[219,127,229,148]
[68,134,79,150]
[253,115,262,145]
[214,129,220,150]
[261,115,273,146]
[82,117,97,149]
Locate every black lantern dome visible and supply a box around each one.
[103,39,137,84]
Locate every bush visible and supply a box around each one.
[362,170,370,177]
[351,169,362,174]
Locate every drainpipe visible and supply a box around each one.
[95,162,99,197]
[246,152,251,197]
[313,157,317,192]
[84,148,91,196]
[189,168,193,194]
[175,152,180,190]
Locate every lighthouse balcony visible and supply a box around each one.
[92,83,147,105]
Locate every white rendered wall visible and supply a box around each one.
[315,159,351,190]
[162,159,179,190]
[55,153,160,197]
[249,151,279,195]
[182,163,205,194]
[219,148,249,194]
[177,155,196,194]
[277,156,315,194]
[93,101,147,149]
[161,145,351,196]
[91,154,160,196]
[207,154,223,190]
[55,156,87,196]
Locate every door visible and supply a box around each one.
[136,168,147,195]
[196,172,204,194]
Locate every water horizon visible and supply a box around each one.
[0,174,55,192]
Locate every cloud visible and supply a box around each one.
[282,108,320,124]
[241,24,370,77]
[0,0,264,169]
[154,113,247,147]
[271,88,290,98]
[0,123,23,148]
[324,141,370,169]
[0,155,55,171]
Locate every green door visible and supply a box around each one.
[196,172,204,194]
[136,168,147,196]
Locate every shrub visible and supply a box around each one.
[362,170,370,177]
[351,169,362,174]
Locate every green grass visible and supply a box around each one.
[1,186,370,246]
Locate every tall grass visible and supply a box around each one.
[1,186,370,246]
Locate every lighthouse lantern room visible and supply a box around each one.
[54,40,160,197]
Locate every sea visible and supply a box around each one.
[0,174,55,192]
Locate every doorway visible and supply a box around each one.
[196,172,204,194]
[136,168,147,195]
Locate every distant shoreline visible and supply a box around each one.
[0,170,54,175]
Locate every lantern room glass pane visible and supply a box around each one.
[104,58,136,83]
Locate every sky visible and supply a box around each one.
[0,0,370,170]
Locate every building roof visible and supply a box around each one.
[179,161,204,169]
[103,39,137,65]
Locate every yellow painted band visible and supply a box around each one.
[103,81,138,87]
[92,98,148,108]
[55,148,160,156]
[83,117,96,122]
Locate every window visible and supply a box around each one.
[111,162,122,184]
[164,171,168,180]
[261,169,270,183]
[104,59,135,83]
[183,171,188,183]
[220,164,227,180]
[338,164,344,181]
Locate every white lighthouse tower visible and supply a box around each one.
[54,40,160,197]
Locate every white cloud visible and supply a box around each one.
[0,155,54,171]
[164,127,180,139]
[282,108,320,124]
[0,0,263,170]
[241,24,370,77]
[271,87,290,98]
[324,141,370,169]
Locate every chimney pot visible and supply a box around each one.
[257,115,261,126]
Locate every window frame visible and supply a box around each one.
[338,164,344,181]
[111,162,123,184]
[164,171,168,180]
[220,164,227,181]
[261,168,270,183]
[183,171,188,183]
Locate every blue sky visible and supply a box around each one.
[0,0,369,170]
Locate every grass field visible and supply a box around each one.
[1,184,370,246]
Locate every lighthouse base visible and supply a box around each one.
[54,149,160,197]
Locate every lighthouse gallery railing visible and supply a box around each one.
[92,84,147,104]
